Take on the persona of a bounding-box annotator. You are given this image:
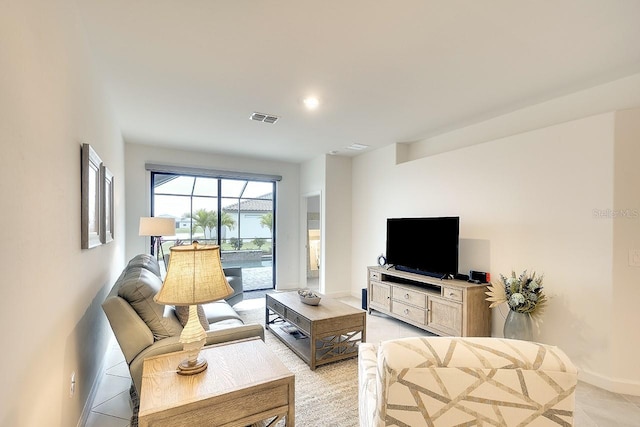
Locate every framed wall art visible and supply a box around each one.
[101,164,114,244]
[81,143,102,249]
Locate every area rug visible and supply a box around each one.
[130,385,140,427]
[236,300,360,427]
[130,301,360,427]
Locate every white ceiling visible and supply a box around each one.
[78,1,640,163]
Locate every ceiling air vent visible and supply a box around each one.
[346,143,369,151]
[250,112,279,124]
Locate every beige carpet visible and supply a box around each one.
[236,300,359,427]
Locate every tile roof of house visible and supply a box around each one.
[223,194,273,212]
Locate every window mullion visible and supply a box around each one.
[217,179,222,246]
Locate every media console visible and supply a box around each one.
[367,266,491,337]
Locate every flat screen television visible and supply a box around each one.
[386,217,459,279]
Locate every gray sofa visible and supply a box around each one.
[223,267,243,306]
[102,254,263,394]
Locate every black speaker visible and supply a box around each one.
[361,288,368,310]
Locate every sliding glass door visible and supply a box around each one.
[151,172,275,292]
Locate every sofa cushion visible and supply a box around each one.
[203,300,243,323]
[117,267,182,340]
[174,305,210,331]
[127,254,161,278]
[208,318,245,331]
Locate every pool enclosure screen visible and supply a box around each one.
[150,171,276,291]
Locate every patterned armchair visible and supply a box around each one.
[359,336,577,426]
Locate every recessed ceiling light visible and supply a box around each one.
[303,97,319,110]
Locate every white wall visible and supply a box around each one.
[235,212,273,239]
[299,155,353,296]
[0,1,125,425]
[406,73,640,160]
[324,155,353,296]
[612,108,640,392]
[352,106,640,394]
[124,143,301,289]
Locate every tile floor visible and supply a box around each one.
[85,296,640,427]
[85,340,134,427]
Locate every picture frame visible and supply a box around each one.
[81,143,103,249]
[101,164,114,244]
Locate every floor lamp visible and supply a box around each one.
[139,217,176,269]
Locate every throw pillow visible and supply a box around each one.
[175,305,210,331]
[117,267,182,340]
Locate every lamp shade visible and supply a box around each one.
[138,217,175,237]
[155,243,233,305]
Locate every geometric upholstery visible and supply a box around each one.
[359,337,577,426]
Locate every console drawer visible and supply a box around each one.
[392,301,426,325]
[369,270,381,280]
[442,287,463,302]
[267,297,286,317]
[392,287,426,308]
[285,309,311,335]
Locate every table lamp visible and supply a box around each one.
[154,242,233,375]
[138,217,176,269]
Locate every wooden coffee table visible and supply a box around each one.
[138,337,295,426]
[265,291,366,370]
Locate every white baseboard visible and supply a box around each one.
[76,337,113,427]
[324,290,353,298]
[579,368,640,396]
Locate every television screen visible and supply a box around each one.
[386,217,459,278]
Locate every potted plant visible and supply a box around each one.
[486,270,547,340]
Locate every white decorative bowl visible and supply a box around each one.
[299,295,321,306]
[298,289,321,306]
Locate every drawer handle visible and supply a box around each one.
[404,308,409,315]
[295,316,300,323]
[404,293,410,299]
[449,292,455,297]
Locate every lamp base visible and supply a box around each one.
[177,357,208,375]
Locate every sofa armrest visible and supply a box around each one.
[129,336,182,393]
[102,295,154,364]
[204,323,264,346]
[224,267,243,306]
[129,323,265,393]
[380,336,577,373]
[358,343,379,427]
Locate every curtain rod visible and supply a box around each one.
[145,163,282,182]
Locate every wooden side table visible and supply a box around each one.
[138,337,295,426]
